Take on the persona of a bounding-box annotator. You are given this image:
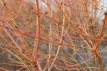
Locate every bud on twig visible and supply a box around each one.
[104,11,107,16]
